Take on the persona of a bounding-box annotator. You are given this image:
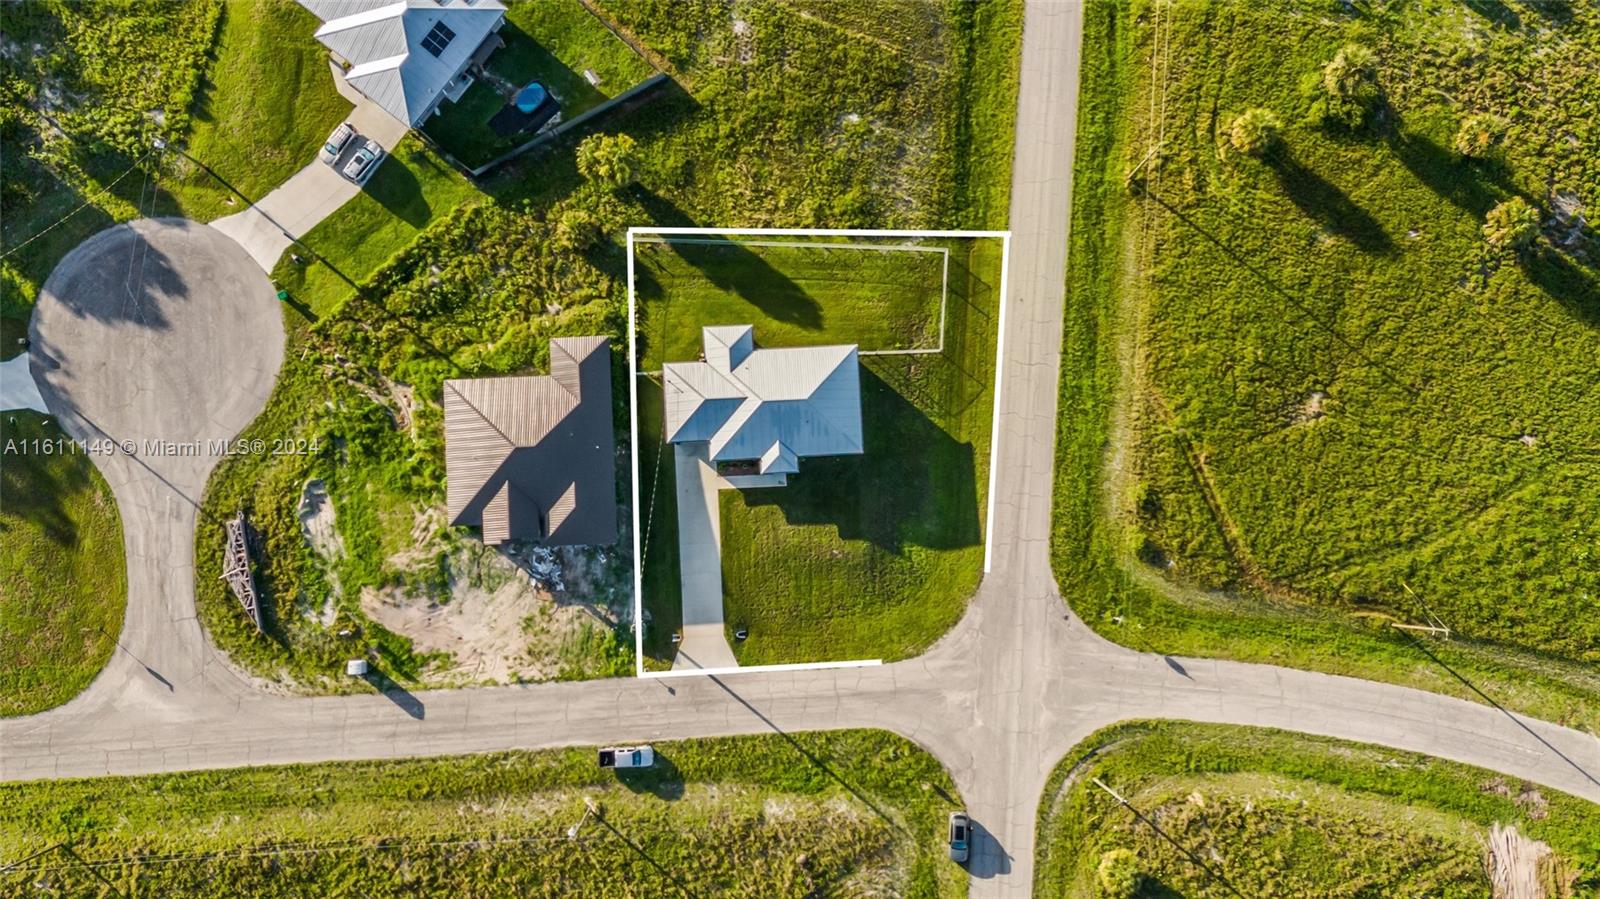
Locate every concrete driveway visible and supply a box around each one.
[210,98,409,271]
[671,443,739,670]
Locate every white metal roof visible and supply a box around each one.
[301,0,506,127]
[663,325,863,474]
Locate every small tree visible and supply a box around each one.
[1453,113,1506,158]
[1229,108,1282,157]
[553,207,602,252]
[1483,197,1540,252]
[1313,43,1380,129]
[576,133,638,190]
[1097,848,1143,899]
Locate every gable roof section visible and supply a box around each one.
[302,0,506,126]
[663,326,863,473]
[443,335,616,546]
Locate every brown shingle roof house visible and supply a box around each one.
[442,336,616,546]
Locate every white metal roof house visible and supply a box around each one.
[299,0,507,128]
[663,325,863,475]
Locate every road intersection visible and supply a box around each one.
[6,2,1598,896]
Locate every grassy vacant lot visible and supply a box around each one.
[0,730,967,897]
[1055,1,1600,730]
[635,237,948,366]
[422,1,656,168]
[162,0,352,222]
[1035,722,1600,897]
[0,413,125,716]
[636,236,1003,667]
[219,1,1021,687]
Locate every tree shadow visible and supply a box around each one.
[1465,0,1521,29]
[37,218,199,332]
[613,749,686,800]
[1383,126,1511,218]
[367,149,430,228]
[1523,249,1600,327]
[653,235,824,331]
[1266,149,1393,254]
[729,367,980,553]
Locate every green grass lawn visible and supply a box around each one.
[269,137,485,318]
[636,237,948,367]
[162,0,352,222]
[0,413,126,716]
[422,1,655,168]
[1053,0,1600,732]
[0,730,967,897]
[1035,722,1600,896]
[637,237,1003,667]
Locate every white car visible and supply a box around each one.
[319,122,355,166]
[341,138,384,185]
[598,746,654,769]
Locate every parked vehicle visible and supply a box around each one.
[341,138,384,184]
[319,122,355,166]
[948,811,971,863]
[598,746,654,769]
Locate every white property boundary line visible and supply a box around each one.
[632,235,950,362]
[628,227,1012,679]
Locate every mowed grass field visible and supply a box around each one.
[635,237,948,367]
[0,412,125,716]
[636,236,1002,667]
[1035,722,1600,896]
[0,730,968,898]
[1054,0,1600,728]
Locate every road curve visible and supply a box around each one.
[4,5,1599,899]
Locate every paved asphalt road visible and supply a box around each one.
[6,3,1599,897]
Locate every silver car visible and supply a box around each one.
[341,138,384,184]
[948,811,971,863]
[319,122,355,166]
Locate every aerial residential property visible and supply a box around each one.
[3,0,1599,895]
[300,0,508,128]
[442,335,616,547]
[663,324,863,481]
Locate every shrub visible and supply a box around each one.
[1228,108,1282,157]
[1312,43,1380,129]
[1482,197,1540,251]
[1453,112,1506,158]
[576,133,639,190]
[1097,847,1143,898]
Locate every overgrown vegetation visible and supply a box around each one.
[1054,0,1600,733]
[0,729,968,897]
[0,412,126,716]
[0,0,220,313]
[1036,722,1600,897]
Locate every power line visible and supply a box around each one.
[0,152,155,260]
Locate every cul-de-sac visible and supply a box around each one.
[1,1,1597,896]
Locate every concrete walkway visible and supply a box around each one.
[5,6,1600,899]
[0,353,47,412]
[671,443,739,670]
[210,97,409,271]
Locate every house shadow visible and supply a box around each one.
[613,749,685,800]
[1267,148,1393,254]
[730,368,980,554]
[369,146,431,228]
